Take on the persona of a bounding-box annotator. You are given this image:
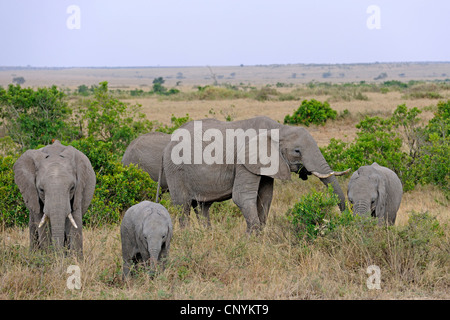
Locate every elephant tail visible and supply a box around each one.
[155,154,164,203]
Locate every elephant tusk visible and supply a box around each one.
[38,214,49,228]
[333,168,351,176]
[311,171,334,179]
[68,213,78,229]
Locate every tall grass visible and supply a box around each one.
[1,182,448,300]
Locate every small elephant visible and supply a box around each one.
[347,163,403,225]
[120,201,173,279]
[13,140,96,255]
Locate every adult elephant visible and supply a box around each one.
[122,131,212,224]
[347,162,403,225]
[122,132,170,193]
[13,140,96,255]
[162,116,349,233]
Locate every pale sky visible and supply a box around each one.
[0,0,449,67]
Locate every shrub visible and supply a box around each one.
[80,81,153,153]
[155,114,193,134]
[253,86,279,101]
[284,99,337,126]
[84,161,157,227]
[70,138,158,227]
[286,185,354,242]
[0,155,29,227]
[0,84,78,151]
[322,102,449,193]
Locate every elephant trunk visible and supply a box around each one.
[320,175,346,211]
[43,189,72,249]
[49,214,66,248]
[353,200,372,216]
[148,248,161,275]
[303,150,346,211]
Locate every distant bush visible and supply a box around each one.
[253,86,279,101]
[284,99,337,126]
[151,77,179,96]
[322,102,450,193]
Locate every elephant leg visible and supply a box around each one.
[192,201,212,227]
[257,176,274,228]
[37,223,51,250]
[197,202,212,228]
[192,200,199,215]
[30,213,51,251]
[179,202,191,228]
[232,166,261,233]
[29,215,39,251]
[67,211,83,258]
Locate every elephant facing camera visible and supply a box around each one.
[120,201,173,280]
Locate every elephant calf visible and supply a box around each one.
[347,162,403,225]
[120,201,173,279]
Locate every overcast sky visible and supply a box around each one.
[1,0,449,67]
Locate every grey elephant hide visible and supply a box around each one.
[347,162,403,225]
[121,201,173,279]
[13,140,96,255]
[162,116,349,233]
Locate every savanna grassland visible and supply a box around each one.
[0,63,449,300]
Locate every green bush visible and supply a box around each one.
[70,138,158,227]
[286,185,354,242]
[84,161,157,227]
[321,102,449,193]
[80,81,153,154]
[0,84,78,151]
[284,99,337,126]
[155,114,193,134]
[0,155,29,227]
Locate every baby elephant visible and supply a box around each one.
[347,163,403,225]
[121,201,173,279]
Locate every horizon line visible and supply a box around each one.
[1,61,450,70]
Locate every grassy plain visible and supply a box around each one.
[0,63,449,299]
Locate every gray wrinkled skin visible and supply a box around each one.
[163,116,347,233]
[122,132,170,192]
[13,140,95,256]
[347,162,403,225]
[122,131,211,224]
[120,201,173,279]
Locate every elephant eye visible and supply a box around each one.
[39,187,44,193]
[294,148,301,154]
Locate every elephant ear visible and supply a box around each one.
[239,130,291,180]
[61,146,96,215]
[375,174,387,221]
[13,150,44,215]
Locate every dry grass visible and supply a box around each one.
[1,177,448,300]
[1,70,449,300]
